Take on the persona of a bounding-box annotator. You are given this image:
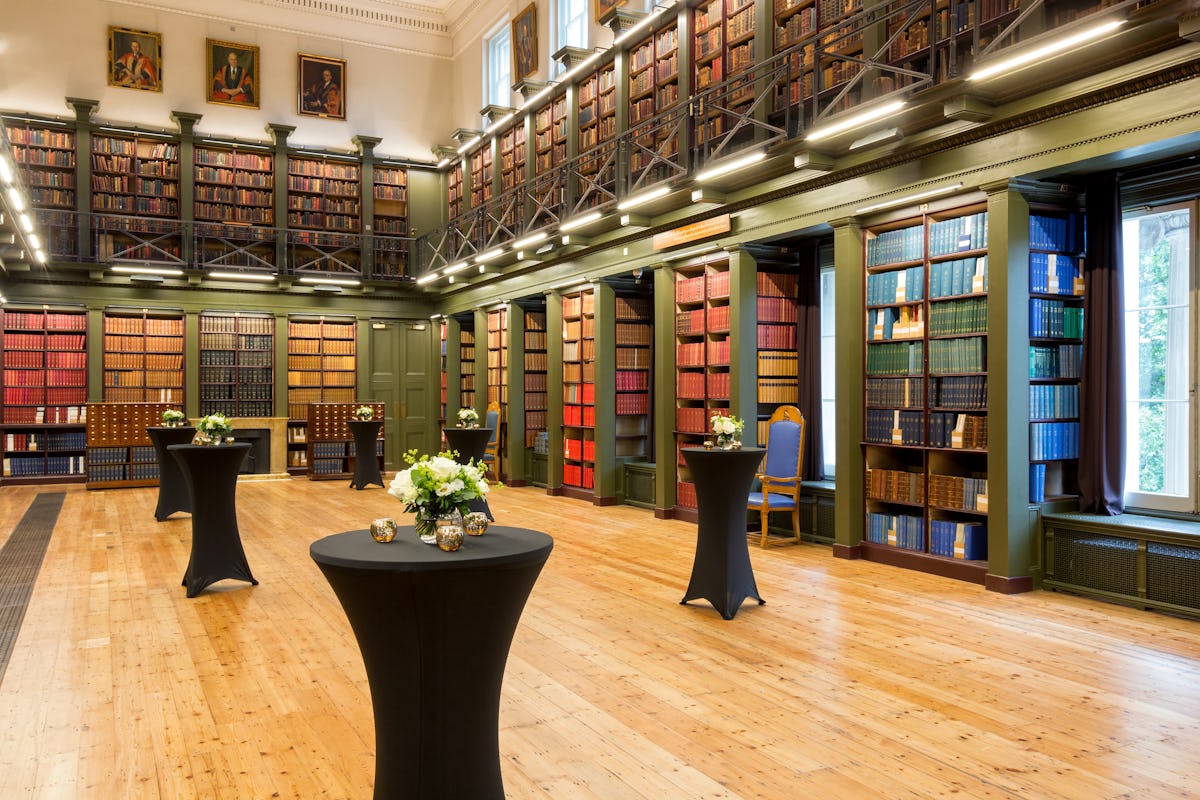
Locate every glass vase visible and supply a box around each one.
[415,509,462,545]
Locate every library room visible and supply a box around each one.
[2,0,1200,796]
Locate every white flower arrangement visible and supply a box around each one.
[355,405,375,421]
[196,413,233,439]
[710,413,744,447]
[388,449,490,519]
[162,409,185,425]
[457,407,480,428]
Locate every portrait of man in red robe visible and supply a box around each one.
[110,27,162,92]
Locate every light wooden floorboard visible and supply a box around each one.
[0,480,1198,798]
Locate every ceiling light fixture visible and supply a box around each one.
[0,156,13,184]
[456,136,482,155]
[416,271,440,285]
[208,270,276,282]
[475,248,505,263]
[559,210,603,232]
[443,261,469,274]
[111,264,184,277]
[694,150,766,183]
[617,184,670,211]
[855,182,965,214]
[7,187,26,212]
[513,231,549,249]
[662,243,719,263]
[805,100,906,143]
[298,275,361,286]
[970,19,1124,82]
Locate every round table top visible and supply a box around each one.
[167,442,252,453]
[311,525,553,571]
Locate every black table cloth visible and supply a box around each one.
[147,425,195,521]
[347,419,385,490]
[169,443,257,598]
[310,525,553,800]
[680,446,767,620]
[443,426,495,520]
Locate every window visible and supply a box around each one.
[819,248,836,479]
[1122,202,1195,512]
[554,0,588,73]
[486,24,512,111]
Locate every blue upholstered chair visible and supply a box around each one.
[747,405,806,548]
[482,401,501,481]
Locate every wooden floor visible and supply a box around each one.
[1,480,1199,799]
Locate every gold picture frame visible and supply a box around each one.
[207,39,259,109]
[108,26,162,92]
[512,4,538,82]
[594,0,629,24]
[298,53,346,120]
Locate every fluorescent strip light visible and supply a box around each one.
[28,234,40,249]
[34,249,47,264]
[513,231,549,249]
[806,100,906,143]
[617,184,671,211]
[970,20,1123,82]
[7,187,25,212]
[416,271,440,285]
[559,211,602,232]
[443,261,469,274]
[695,150,766,183]
[475,248,505,263]
[298,276,361,286]
[208,270,275,282]
[436,157,451,169]
[663,243,719,263]
[18,213,32,232]
[0,156,12,184]
[550,279,591,290]
[204,139,270,150]
[523,86,553,110]
[487,113,516,135]
[111,265,184,276]
[559,51,602,85]
[855,182,965,214]
[456,136,482,155]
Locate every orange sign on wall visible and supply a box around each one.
[652,214,731,251]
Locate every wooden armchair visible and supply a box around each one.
[746,405,807,548]
[481,401,501,481]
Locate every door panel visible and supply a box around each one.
[369,320,434,468]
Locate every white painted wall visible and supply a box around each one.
[0,0,455,161]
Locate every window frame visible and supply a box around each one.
[484,18,513,114]
[552,0,588,76]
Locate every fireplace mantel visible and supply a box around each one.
[190,416,290,479]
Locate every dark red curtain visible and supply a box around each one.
[1077,171,1126,514]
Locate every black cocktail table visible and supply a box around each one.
[347,419,385,490]
[680,446,766,619]
[147,425,195,520]
[169,443,257,598]
[310,525,553,799]
[443,426,495,520]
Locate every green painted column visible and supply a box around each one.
[506,300,527,486]
[653,263,676,515]
[727,246,758,433]
[184,311,200,417]
[831,218,865,556]
[444,315,462,424]
[546,290,564,493]
[593,280,617,503]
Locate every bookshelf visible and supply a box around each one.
[523,309,548,449]
[772,0,816,112]
[1,307,88,485]
[198,312,275,418]
[615,295,653,461]
[486,308,509,479]
[469,145,493,210]
[577,57,617,154]
[91,131,180,218]
[692,0,758,146]
[286,154,361,233]
[448,161,463,220]
[102,309,185,404]
[286,316,357,474]
[862,204,990,580]
[562,289,596,495]
[674,259,731,519]
[6,120,77,211]
[306,401,385,480]
[1027,209,1085,503]
[373,163,408,236]
[755,271,801,444]
[628,17,680,172]
[193,144,274,225]
[459,323,476,409]
[531,89,567,226]
[85,402,176,489]
[499,123,527,193]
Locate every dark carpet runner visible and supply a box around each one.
[0,492,65,686]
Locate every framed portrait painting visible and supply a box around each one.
[109,26,162,92]
[298,53,346,120]
[207,39,259,109]
[594,0,629,24]
[511,4,538,82]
